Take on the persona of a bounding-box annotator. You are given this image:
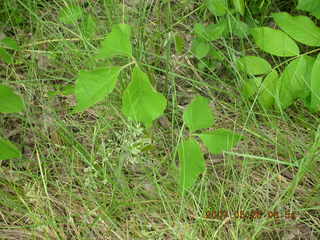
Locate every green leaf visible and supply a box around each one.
[273,12,320,47]
[199,128,243,154]
[250,27,300,57]
[236,56,271,75]
[122,66,167,128]
[242,77,263,98]
[258,70,279,109]
[178,138,205,194]
[232,0,245,15]
[191,38,210,59]
[0,47,13,64]
[0,37,19,50]
[297,0,320,19]
[183,96,215,132]
[59,5,83,24]
[0,85,24,113]
[277,56,310,109]
[206,0,228,16]
[310,54,320,111]
[97,24,132,59]
[73,67,121,113]
[0,137,21,160]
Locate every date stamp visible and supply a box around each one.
[205,209,297,222]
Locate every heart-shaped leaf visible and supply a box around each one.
[199,129,243,154]
[97,24,132,59]
[273,12,320,46]
[310,54,320,112]
[297,0,320,19]
[183,96,215,132]
[122,66,167,128]
[178,138,205,194]
[0,137,21,160]
[250,27,299,57]
[236,56,271,75]
[0,85,24,113]
[73,67,121,113]
[258,70,279,109]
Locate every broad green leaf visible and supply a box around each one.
[59,5,83,24]
[0,37,19,50]
[0,47,13,64]
[310,54,320,111]
[250,27,299,57]
[258,70,279,109]
[199,128,243,154]
[81,14,97,38]
[242,77,263,98]
[0,85,24,113]
[191,38,210,59]
[273,12,320,46]
[277,56,310,109]
[183,96,215,132]
[297,0,320,19]
[97,24,132,59]
[236,56,271,75]
[122,66,167,128]
[206,0,228,16]
[73,67,121,113]
[0,137,21,160]
[232,0,245,15]
[178,138,205,194]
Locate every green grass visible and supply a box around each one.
[1,0,320,239]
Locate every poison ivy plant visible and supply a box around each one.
[194,3,320,113]
[73,23,166,128]
[178,138,205,194]
[0,85,24,160]
[122,66,167,128]
[178,95,243,194]
[96,24,133,59]
[183,96,215,132]
[198,129,243,154]
[73,67,121,113]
